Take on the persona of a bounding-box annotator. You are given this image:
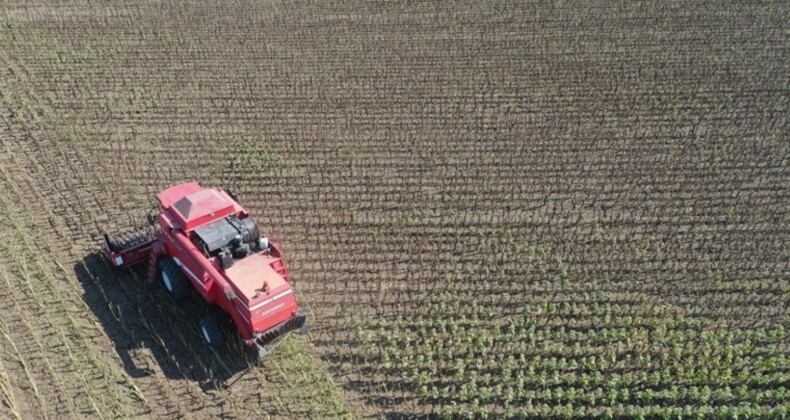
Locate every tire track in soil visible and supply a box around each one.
[0,110,98,418]
[0,127,204,416]
[0,58,192,417]
[0,129,163,417]
[0,105,273,418]
[2,0,785,416]
[0,268,65,418]
[0,128,315,418]
[0,30,348,420]
[0,305,28,420]
[0,151,106,417]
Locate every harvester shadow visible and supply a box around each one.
[75,252,259,390]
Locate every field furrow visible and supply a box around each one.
[0,0,787,417]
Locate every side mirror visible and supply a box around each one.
[146,212,157,226]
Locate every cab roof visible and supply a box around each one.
[157,183,242,230]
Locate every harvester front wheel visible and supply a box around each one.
[199,315,224,348]
[157,256,189,302]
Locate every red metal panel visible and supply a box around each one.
[150,183,300,342]
[107,241,153,268]
[160,186,244,231]
[156,182,203,209]
[249,292,299,333]
[168,229,256,339]
[105,183,305,347]
[165,230,213,296]
[224,254,287,303]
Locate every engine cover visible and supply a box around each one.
[193,215,260,256]
[193,218,239,254]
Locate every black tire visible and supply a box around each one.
[157,256,189,302]
[199,315,224,348]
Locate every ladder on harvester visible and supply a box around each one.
[146,236,164,283]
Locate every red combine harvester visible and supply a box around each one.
[102,182,306,356]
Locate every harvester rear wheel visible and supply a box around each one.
[157,256,189,302]
[199,315,224,348]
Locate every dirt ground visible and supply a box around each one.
[0,0,787,418]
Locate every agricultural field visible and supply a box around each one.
[0,0,788,418]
